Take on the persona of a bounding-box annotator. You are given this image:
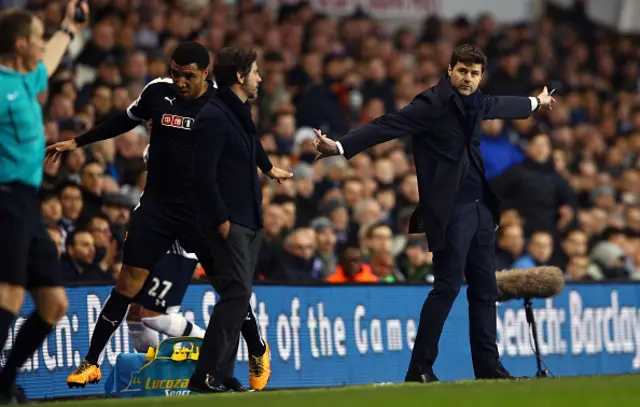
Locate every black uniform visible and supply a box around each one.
[122,78,217,271]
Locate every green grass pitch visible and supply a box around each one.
[50,375,640,407]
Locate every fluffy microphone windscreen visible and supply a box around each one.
[495,266,565,302]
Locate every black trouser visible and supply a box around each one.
[408,200,500,378]
[0,182,61,288]
[197,223,262,378]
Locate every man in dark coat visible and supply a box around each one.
[314,44,555,382]
[189,47,292,392]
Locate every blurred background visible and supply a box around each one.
[8,0,640,286]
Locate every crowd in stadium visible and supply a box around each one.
[27,0,640,285]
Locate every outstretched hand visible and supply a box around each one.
[312,128,340,160]
[45,139,78,163]
[536,86,556,111]
[267,167,293,184]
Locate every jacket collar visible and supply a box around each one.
[435,75,484,99]
[434,75,483,117]
[209,93,254,152]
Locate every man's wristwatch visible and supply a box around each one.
[534,97,542,111]
[59,26,76,41]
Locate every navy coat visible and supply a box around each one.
[339,76,533,251]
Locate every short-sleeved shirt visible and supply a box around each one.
[0,62,48,188]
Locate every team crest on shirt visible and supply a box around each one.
[161,114,195,130]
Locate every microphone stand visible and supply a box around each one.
[523,298,548,378]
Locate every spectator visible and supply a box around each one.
[491,133,577,237]
[494,224,525,270]
[291,163,317,227]
[550,229,588,271]
[374,187,396,223]
[342,178,364,213]
[513,230,554,268]
[396,238,433,282]
[623,206,640,234]
[351,199,383,238]
[271,194,297,231]
[58,182,84,244]
[256,204,287,279]
[479,119,524,180]
[483,46,529,96]
[588,241,629,280]
[87,215,118,278]
[392,173,419,224]
[271,112,297,154]
[311,217,338,280]
[362,222,393,260]
[79,161,105,218]
[60,148,86,184]
[565,255,593,281]
[101,193,134,244]
[369,251,404,282]
[295,51,350,138]
[40,189,62,227]
[322,199,349,244]
[60,230,113,284]
[327,241,377,283]
[269,228,318,283]
[90,84,114,124]
[90,140,119,184]
[114,131,146,186]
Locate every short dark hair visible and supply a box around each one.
[66,229,91,250]
[213,47,257,88]
[0,9,34,55]
[90,83,111,97]
[81,213,111,231]
[449,44,487,72]
[58,181,82,196]
[171,41,210,70]
[338,240,361,260]
[90,213,111,224]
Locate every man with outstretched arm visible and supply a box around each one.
[314,44,555,382]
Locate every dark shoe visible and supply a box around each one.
[222,377,250,392]
[405,368,439,383]
[188,372,230,393]
[0,385,28,405]
[476,362,520,380]
[0,393,16,405]
[11,387,28,404]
